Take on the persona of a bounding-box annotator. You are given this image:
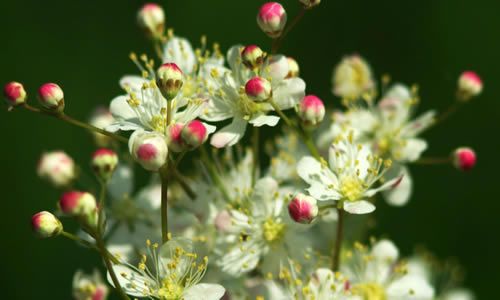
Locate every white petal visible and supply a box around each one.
[110,95,137,120]
[119,76,148,93]
[386,275,435,299]
[343,200,375,214]
[273,78,306,110]
[203,123,217,134]
[105,121,142,133]
[396,138,428,162]
[441,289,475,300]
[210,118,247,148]
[183,284,226,300]
[107,265,153,297]
[163,37,196,74]
[371,239,399,262]
[297,156,341,201]
[262,55,289,82]
[365,174,405,197]
[383,166,412,206]
[249,115,280,127]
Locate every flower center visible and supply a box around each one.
[352,283,387,300]
[340,175,364,201]
[158,279,183,300]
[262,217,285,243]
[150,115,167,132]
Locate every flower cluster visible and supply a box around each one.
[5,1,482,300]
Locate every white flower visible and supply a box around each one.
[109,238,225,300]
[342,240,435,300]
[73,270,109,300]
[201,45,306,148]
[297,134,402,214]
[332,54,375,101]
[216,177,307,276]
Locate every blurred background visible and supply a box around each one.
[0,0,498,298]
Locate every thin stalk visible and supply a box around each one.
[415,157,451,165]
[96,237,130,300]
[200,146,232,203]
[97,181,107,234]
[272,7,306,54]
[331,208,344,271]
[154,40,164,60]
[269,99,293,126]
[300,126,321,161]
[159,163,170,244]
[60,231,118,264]
[252,127,260,185]
[171,167,196,200]
[430,101,464,130]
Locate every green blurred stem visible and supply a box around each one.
[415,157,451,165]
[60,231,118,264]
[252,127,260,185]
[96,236,130,300]
[272,6,306,53]
[430,101,464,129]
[331,208,344,271]
[269,99,293,127]
[159,163,170,244]
[171,167,197,200]
[200,146,231,203]
[22,103,128,144]
[97,181,107,235]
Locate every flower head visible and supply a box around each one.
[298,95,325,126]
[332,55,375,103]
[157,62,184,100]
[137,3,165,40]
[129,130,168,171]
[31,211,63,238]
[38,83,65,112]
[288,193,318,224]
[241,45,266,70]
[452,147,476,171]
[91,148,119,181]
[257,2,287,38]
[457,71,482,101]
[37,151,76,187]
[4,81,26,106]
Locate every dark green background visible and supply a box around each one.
[1,0,497,298]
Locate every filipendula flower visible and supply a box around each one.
[297,133,402,214]
[109,237,225,300]
[201,45,306,147]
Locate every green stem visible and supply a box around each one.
[159,163,170,244]
[252,127,260,186]
[415,157,451,165]
[200,147,232,203]
[97,181,107,234]
[96,237,130,300]
[269,99,293,127]
[331,208,344,271]
[60,231,119,264]
[272,7,306,54]
[171,167,196,200]
[301,126,321,161]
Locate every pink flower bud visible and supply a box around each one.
[288,193,318,224]
[286,57,300,78]
[181,120,208,149]
[241,45,265,69]
[300,0,321,8]
[298,95,325,126]
[166,122,186,153]
[457,71,483,101]
[257,2,287,38]
[245,76,272,102]
[38,83,65,111]
[156,63,184,100]
[91,148,118,181]
[31,211,63,238]
[452,147,476,171]
[37,151,76,187]
[137,3,165,39]
[3,81,26,106]
[129,131,168,171]
[59,191,97,216]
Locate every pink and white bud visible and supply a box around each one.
[89,108,115,147]
[457,71,483,101]
[59,191,97,217]
[166,122,186,153]
[3,81,26,106]
[73,270,109,300]
[37,151,76,187]
[137,3,165,40]
[245,76,272,102]
[288,193,318,224]
[91,148,118,181]
[181,120,207,149]
[452,147,476,171]
[214,210,232,233]
[241,45,265,69]
[286,57,300,78]
[31,211,63,238]
[156,63,184,100]
[300,0,321,9]
[298,95,325,126]
[129,131,168,171]
[257,2,287,38]
[38,83,65,112]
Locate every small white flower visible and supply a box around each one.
[109,238,225,300]
[332,54,375,102]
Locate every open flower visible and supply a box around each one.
[298,133,402,214]
[110,238,225,300]
[201,45,306,147]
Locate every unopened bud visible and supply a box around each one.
[4,81,26,106]
[181,120,207,149]
[457,71,483,101]
[288,193,318,224]
[298,95,325,126]
[31,211,63,238]
[38,83,65,112]
[241,45,265,69]
[300,0,321,9]
[257,2,287,38]
[452,147,476,171]
[91,148,118,181]
[129,131,168,171]
[166,123,186,153]
[37,151,76,187]
[245,76,272,102]
[137,3,165,40]
[156,63,183,100]
[59,191,97,217]
[286,57,300,78]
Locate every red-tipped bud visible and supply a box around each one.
[245,76,272,102]
[37,151,76,187]
[452,147,476,171]
[300,0,321,9]
[156,63,184,100]
[298,95,325,126]
[137,3,165,40]
[181,120,207,149]
[59,191,97,216]
[257,2,287,38]
[241,45,266,69]
[457,71,483,101]
[38,83,65,112]
[4,81,26,106]
[166,122,186,153]
[91,148,118,181]
[31,211,63,238]
[286,57,300,78]
[288,193,318,224]
[129,131,168,171]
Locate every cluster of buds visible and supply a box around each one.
[167,120,209,152]
[59,191,98,230]
[298,95,325,126]
[156,62,184,100]
[91,148,118,181]
[31,211,63,238]
[245,76,272,102]
[452,147,476,171]
[457,71,483,101]
[37,151,76,187]
[129,131,168,171]
[38,83,65,112]
[137,3,165,40]
[257,2,287,38]
[241,45,266,70]
[288,193,319,224]
[4,81,27,106]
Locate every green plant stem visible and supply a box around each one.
[159,163,170,244]
[22,103,128,143]
[331,208,344,271]
[171,167,196,200]
[415,157,451,165]
[60,231,118,264]
[300,126,322,161]
[97,181,107,234]
[269,99,293,127]
[272,7,307,54]
[200,146,232,203]
[96,236,130,300]
[252,127,260,186]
